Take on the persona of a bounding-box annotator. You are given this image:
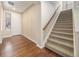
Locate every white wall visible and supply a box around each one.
[3,10,21,37]
[22,3,41,47]
[0,2,3,43]
[0,2,1,32]
[41,1,62,48]
[62,1,73,10]
[41,1,61,29]
[72,7,79,56]
[62,1,79,11]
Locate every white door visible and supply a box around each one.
[11,12,21,35]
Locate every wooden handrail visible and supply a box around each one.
[43,6,60,30]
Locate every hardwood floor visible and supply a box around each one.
[0,35,61,57]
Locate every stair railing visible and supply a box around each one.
[42,5,61,47]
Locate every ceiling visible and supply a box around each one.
[2,1,39,13]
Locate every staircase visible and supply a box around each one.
[45,9,74,57]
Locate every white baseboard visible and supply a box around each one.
[36,44,44,48]
[22,34,43,49]
[23,34,44,49]
[22,34,37,44]
[3,35,13,38]
[3,33,22,38]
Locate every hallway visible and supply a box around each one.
[0,35,60,57]
[0,1,79,57]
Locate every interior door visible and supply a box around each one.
[11,12,21,35]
